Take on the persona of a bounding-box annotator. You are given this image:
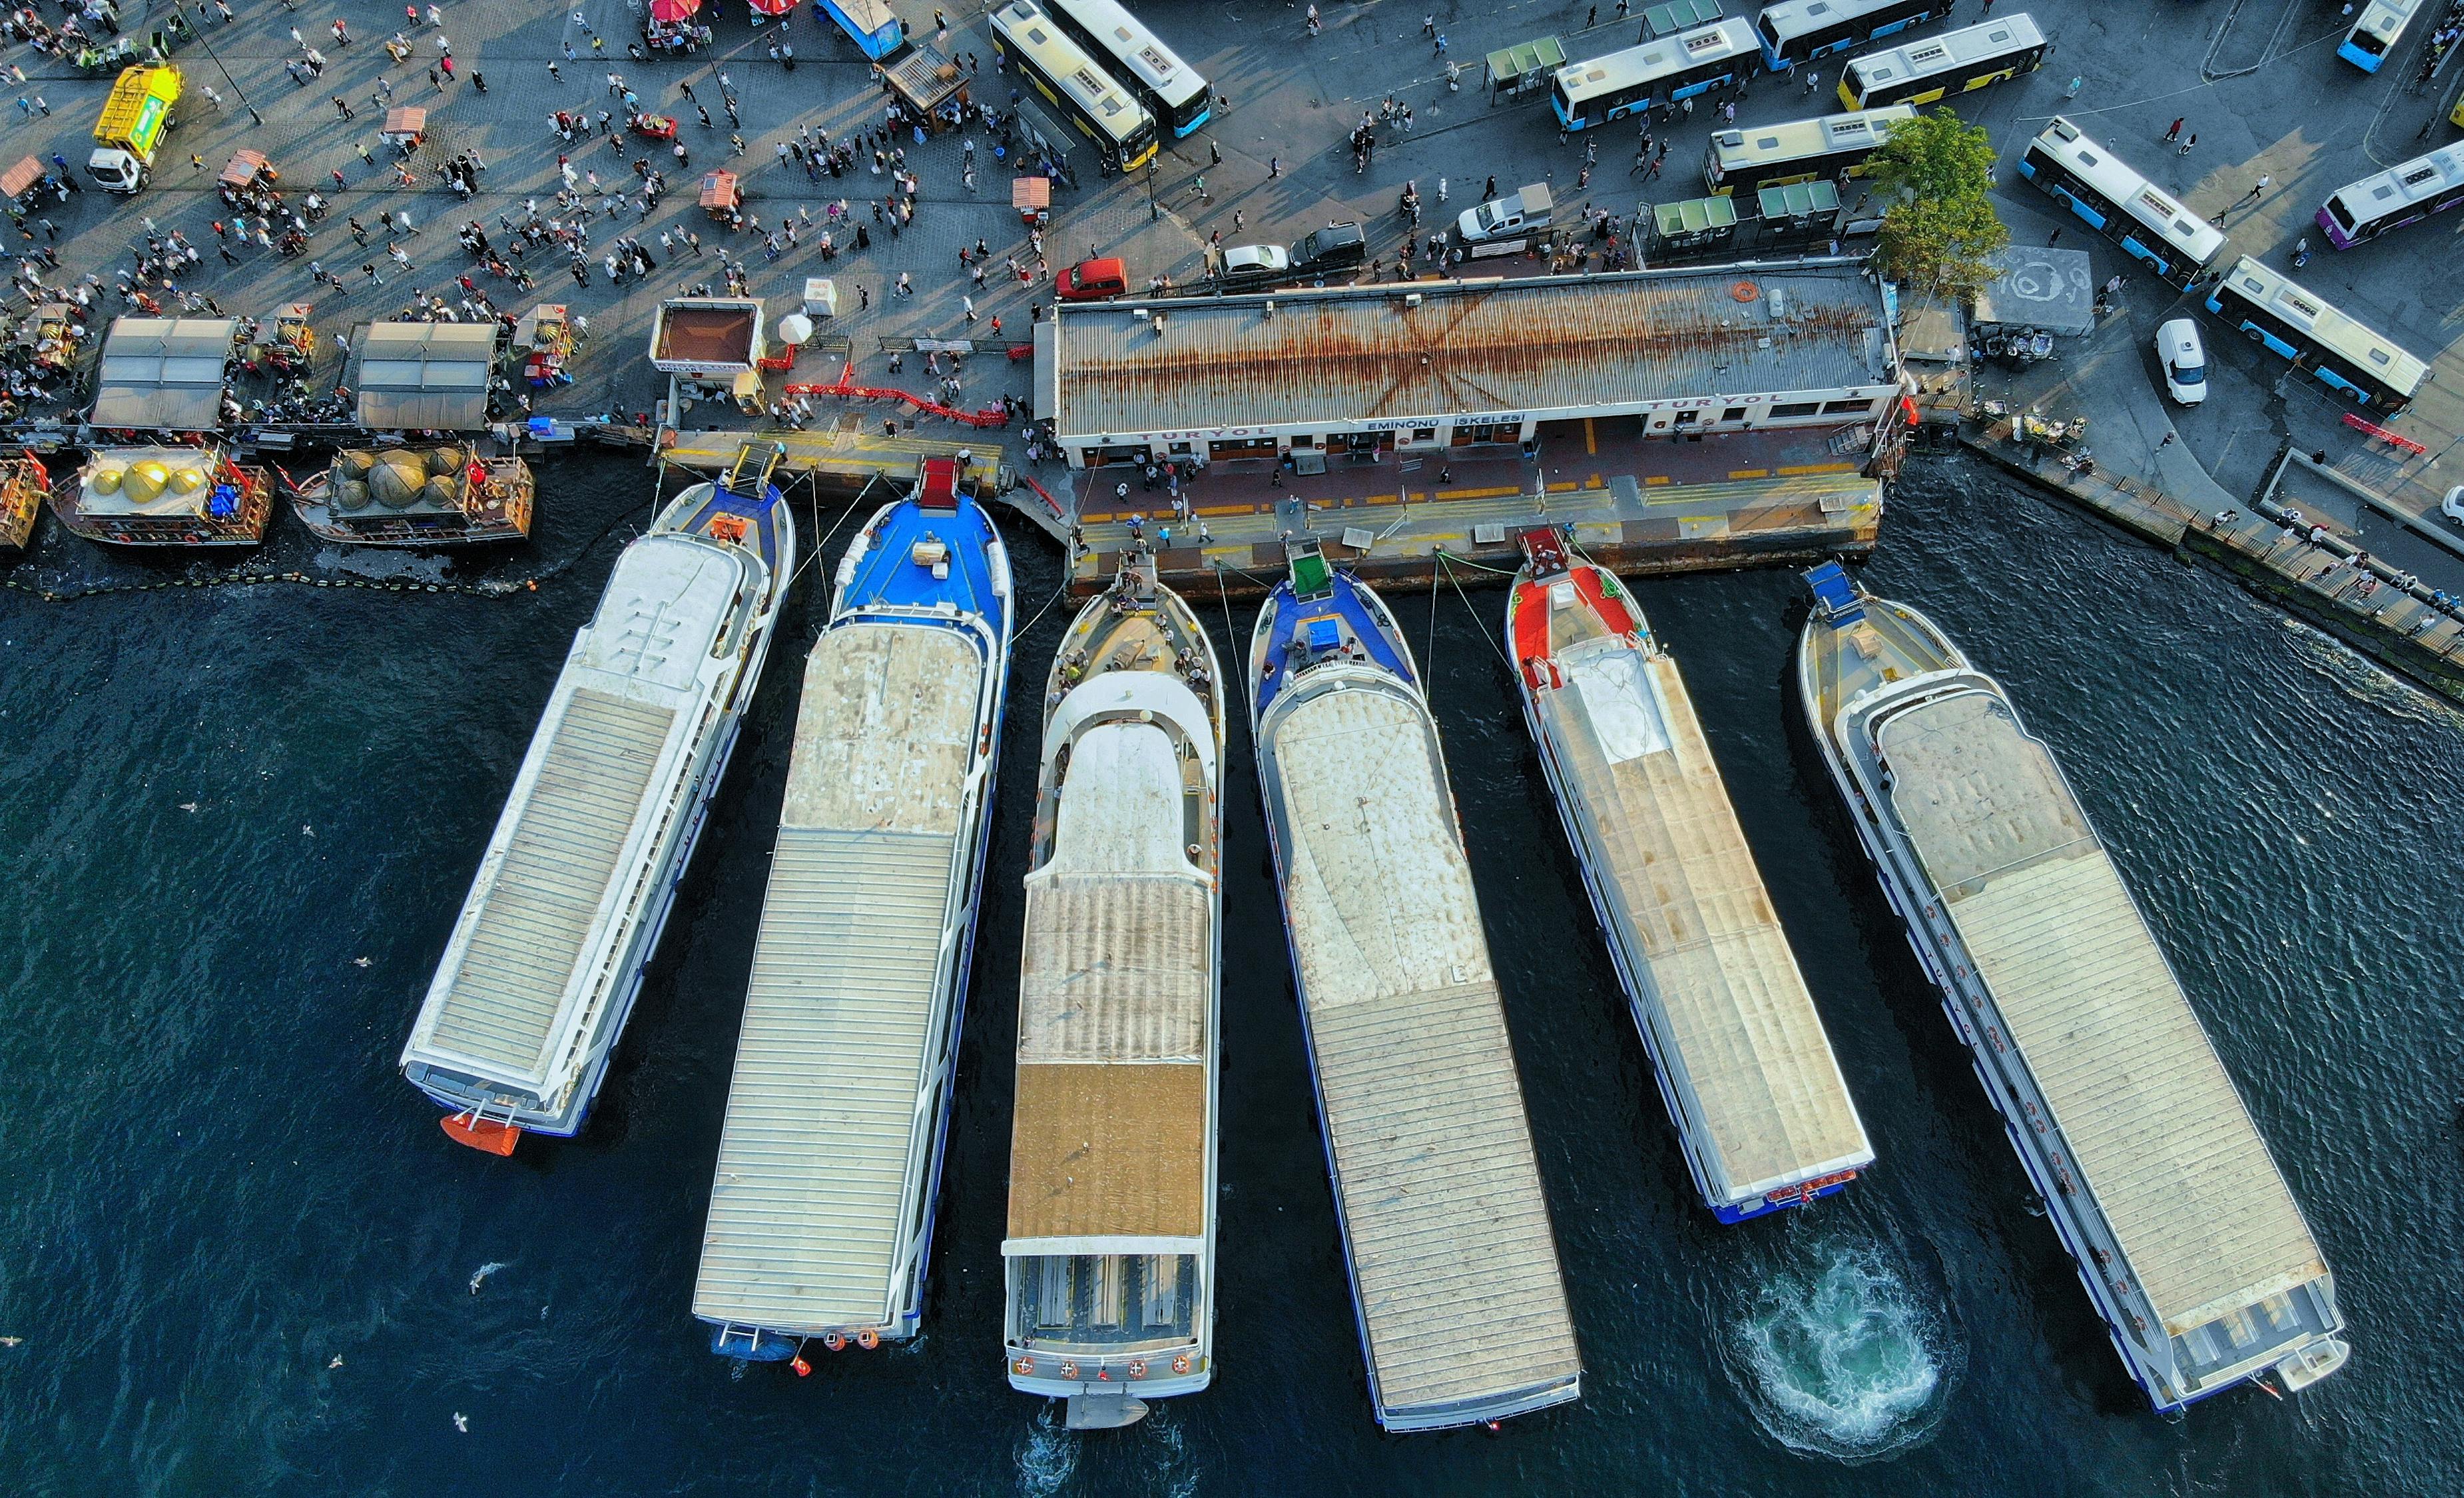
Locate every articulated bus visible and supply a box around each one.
[2016,117,2225,289]
[1705,105,1915,196]
[1839,11,2045,109]
[813,0,907,61]
[2318,144,2464,247]
[1552,18,1761,131]
[2340,0,2422,73]
[2203,256,2428,413]
[988,0,1157,173]
[1754,0,1947,72]
[1047,0,1211,138]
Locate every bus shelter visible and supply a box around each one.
[1484,36,1566,105]
[1643,0,1724,39]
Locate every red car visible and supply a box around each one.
[1055,256,1128,302]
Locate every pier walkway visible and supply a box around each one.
[1063,425,1881,597]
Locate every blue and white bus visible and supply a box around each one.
[2339,0,2422,73]
[1552,18,1760,131]
[2016,117,2226,290]
[1753,0,1945,72]
[2202,256,2427,413]
[1047,0,1211,138]
[814,0,906,61]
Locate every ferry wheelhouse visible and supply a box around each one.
[400,445,797,1154]
[695,459,1012,1362]
[1796,563,2349,1411]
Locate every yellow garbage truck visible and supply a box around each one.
[90,64,181,193]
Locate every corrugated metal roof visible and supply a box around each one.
[426,688,673,1077]
[91,316,236,429]
[1538,632,1871,1200]
[1052,266,1889,438]
[1878,690,2329,1336]
[694,826,956,1332]
[1262,678,1580,1425]
[358,320,497,430]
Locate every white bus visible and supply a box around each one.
[1046,0,1211,138]
[2317,144,2464,247]
[2015,117,2226,290]
[1552,17,1761,132]
[1705,105,1915,196]
[1754,0,1947,71]
[2339,0,2422,73]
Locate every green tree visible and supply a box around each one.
[1863,109,2009,302]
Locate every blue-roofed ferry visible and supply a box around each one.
[1248,541,1583,1431]
[695,455,1014,1365]
[401,443,797,1155]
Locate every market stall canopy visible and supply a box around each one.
[90,316,239,430]
[1011,174,1050,210]
[648,0,699,20]
[0,155,43,198]
[746,0,793,13]
[219,148,271,187]
[699,168,740,208]
[356,320,497,430]
[380,106,428,138]
[885,43,966,116]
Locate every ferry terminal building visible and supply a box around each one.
[1032,260,1907,471]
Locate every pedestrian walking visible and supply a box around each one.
[2164,117,2183,143]
[963,294,977,321]
[2158,432,2176,451]
[2180,133,2196,155]
[1209,138,1221,165]
[2063,75,2082,99]
[1433,31,1447,55]
[1269,156,1280,178]
[2048,228,2061,246]
[2243,173,2270,203]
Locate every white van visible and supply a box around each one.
[2158,318,2207,406]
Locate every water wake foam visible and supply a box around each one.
[1013,1405,1078,1497]
[1720,1232,1956,1462]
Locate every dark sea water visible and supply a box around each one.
[5,450,2461,1497]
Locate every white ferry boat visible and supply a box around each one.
[1508,529,1871,1222]
[400,445,798,1155]
[1002,559,1223,1431]
[1251,543,1582,1432]
[1796,562,2349,1412]
[695,459,1012,1362]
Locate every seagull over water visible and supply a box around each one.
[453,1413,469,1433]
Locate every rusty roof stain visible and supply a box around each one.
[1050,264,1893,438]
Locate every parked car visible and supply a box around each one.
[1288,221,1367,277]
[2157,318,2208,406]
[1218,243,1290,291]
[1056,256,1128,302]
[2442,485,2464,527]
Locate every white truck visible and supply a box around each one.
[1457,183,1554,245]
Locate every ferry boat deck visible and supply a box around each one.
[1253,549,1581,1431]
[695,473,1009,1354]
[1510,536,1870,1220]
[1800,567,2347,1409]
[401,455,792,1148]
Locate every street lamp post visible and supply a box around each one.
[186,21,264,127]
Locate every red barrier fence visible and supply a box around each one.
[2343,411,2425,455]
[780,364,1011,429]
